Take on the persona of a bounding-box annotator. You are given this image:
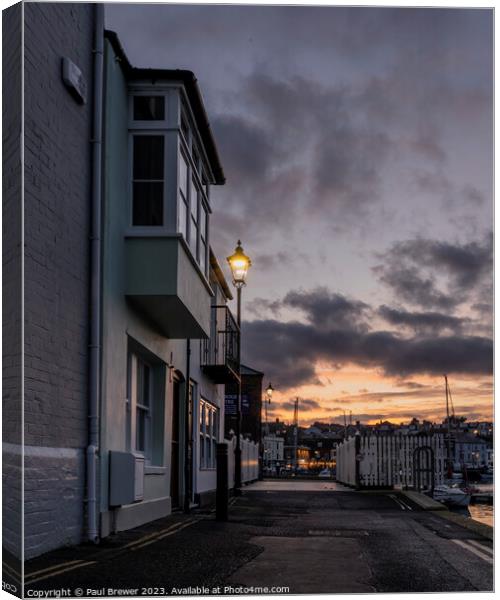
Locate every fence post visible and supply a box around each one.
[216,442,228,521]
[355,433,361,490]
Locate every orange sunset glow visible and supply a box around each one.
[265,363,493,426]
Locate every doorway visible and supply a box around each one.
[170,378,181,509]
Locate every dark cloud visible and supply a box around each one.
[279,398,322,412]
[374,264,456,310]
[374,234,492,310]
[242,290,492,390]
[378,305,467,334]
[283,288,370,330]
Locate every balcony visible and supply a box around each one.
[125,235,212,339]
[201,305,240,383]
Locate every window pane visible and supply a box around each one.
[133,136,164,179]
[200,205,207,241]
[133,182,163,226]
[191,179,198,220]
[136,408,145,451]
[134,96,165,120]
[179,153,188,198]
[178,197,188,239]
[192,147,200,174]
[200,241,206,275]
[181,115,189,140]
[189,219,198,256]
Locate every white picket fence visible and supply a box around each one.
[226,436,259,488]
[336,433,445,489]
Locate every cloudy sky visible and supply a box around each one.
[106,4,493,425]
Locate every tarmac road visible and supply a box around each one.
[21,480,493,595]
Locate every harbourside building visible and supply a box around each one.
[99,28,235,535]
[4,3,246,560]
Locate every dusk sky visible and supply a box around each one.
[106,4,493,426]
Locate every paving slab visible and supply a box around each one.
[245,480,351,492]
[227,535,375,594]
[402,490,446,510]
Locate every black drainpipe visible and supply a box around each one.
[183,339,191,514]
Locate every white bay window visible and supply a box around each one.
[129,91,211,277]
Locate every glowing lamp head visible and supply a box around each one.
[266,382,274,403]
[227,240,252,287]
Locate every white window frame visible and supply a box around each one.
[127,88,212,278]
[128,352,153,462]
[199,398,218,470]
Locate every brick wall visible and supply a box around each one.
[3,1,23,563]
[23,2,95,558]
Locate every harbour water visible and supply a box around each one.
[449,482,493,527]
[468,503,493,527]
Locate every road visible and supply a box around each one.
[21,480,493,595]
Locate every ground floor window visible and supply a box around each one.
[127,341,166,466]
[199,399,218,470]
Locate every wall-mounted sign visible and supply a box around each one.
[225,394,250,416]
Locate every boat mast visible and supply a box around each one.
[444,375,452,471]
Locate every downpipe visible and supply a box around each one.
[87,2,104,544]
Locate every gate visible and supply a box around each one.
[413,445,435,494]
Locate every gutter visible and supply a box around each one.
[87,2,104,544]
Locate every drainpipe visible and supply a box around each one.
[87,2,104,544]
[184,340,191,514]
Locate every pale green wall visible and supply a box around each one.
[100,38,225,535]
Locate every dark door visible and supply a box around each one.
[170,379,180,508]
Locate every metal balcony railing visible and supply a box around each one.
[201,305,240,383]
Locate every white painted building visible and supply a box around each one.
[263,434,285,471]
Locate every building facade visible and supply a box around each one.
[3,3,241,561]
[263,434,284,473]
[99,30,235,536]
[7,2,96,560]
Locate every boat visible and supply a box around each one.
[433,484,472,507]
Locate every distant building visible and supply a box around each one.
[453,433,488,468]
[263,434,285,471]
[225,364,263,443]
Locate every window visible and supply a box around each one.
[132,135,164,226]
[133,96,165,121]
[136,359,151,453]
[127,353,152,459]
[199,399,218,469]
[178,153,189,238]
[199,204,208,275]
[189,178,199,257]
[127,346,166,465]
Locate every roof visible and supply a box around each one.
[240,364,264,377]
[104,30,225,185]
[209,249,233,300]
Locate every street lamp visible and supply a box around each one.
[227,240,252,494]
[265,382,273,434]
[264,383,274,471]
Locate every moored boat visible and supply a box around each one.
[433,484,472,507]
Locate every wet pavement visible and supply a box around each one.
[21,480,493,596]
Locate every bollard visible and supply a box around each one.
[216,442,229,521]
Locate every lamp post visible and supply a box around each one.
[227,240,252,494]
[263,382,274,471]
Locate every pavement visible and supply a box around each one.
[20,480,493,596]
